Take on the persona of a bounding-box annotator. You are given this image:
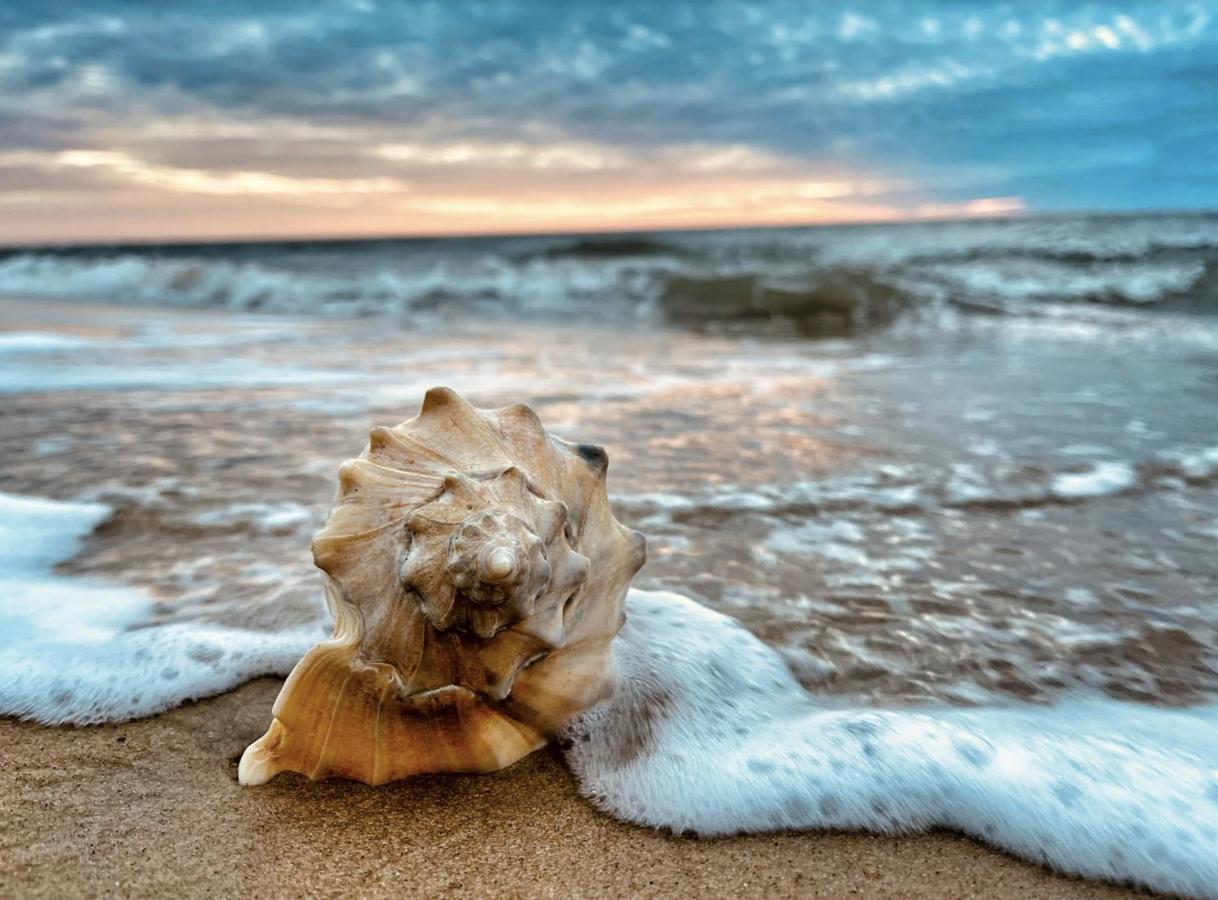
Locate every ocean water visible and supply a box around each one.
[3,212,1216,327]
[2,212,1218,894]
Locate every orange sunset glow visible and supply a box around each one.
[2,137,1024,244]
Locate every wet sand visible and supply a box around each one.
[0,679,1137,899]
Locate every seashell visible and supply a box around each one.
[238,387,646,786]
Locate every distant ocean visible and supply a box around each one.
[3,212,1218,895]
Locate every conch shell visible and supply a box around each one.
[238,387,646,786]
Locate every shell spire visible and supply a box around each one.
[238,387,646,786]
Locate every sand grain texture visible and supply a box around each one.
[0,680,1140,899]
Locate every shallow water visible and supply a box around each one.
[1,273,1216,710]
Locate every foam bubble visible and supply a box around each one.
[1050,462,1138,500]
[1161,446,1218,482]
[9,491,1218,894]
[190,501,316,534]
[564,589,1218,898]
[0,492,319,724]
[0,357,361,394]
[0,331,98,353]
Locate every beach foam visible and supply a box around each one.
[1050,461,1138,500]
[6,489,1218,894]
[190,501,316,534]
[0,356,363,395]
[564,589,1218,899]
[0,492,320,724]
[0,331,98,353]
[620,444,1218,525]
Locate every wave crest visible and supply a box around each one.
[2,214,1216,332]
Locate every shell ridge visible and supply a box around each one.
[339,457,445,490]
[322,577,364,644]
[371,678,390,785]
[313,517,412,550]
[371,424,509,475]
[307,665,356,781]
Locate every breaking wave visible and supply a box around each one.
[1,213,1216,333]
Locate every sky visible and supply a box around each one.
[0,1,1215,244]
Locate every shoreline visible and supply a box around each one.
[2,293,1210,897]
[0,678,1139,899]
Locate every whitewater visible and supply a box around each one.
[2,213,1215,328]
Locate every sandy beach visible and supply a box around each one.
[3,283,1216,897]
[0,678,1137,899]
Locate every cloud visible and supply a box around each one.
[0,1,1214,241]
[374,139,628,171]
[52,150,409,197]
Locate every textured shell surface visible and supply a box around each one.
[238,387,646,786]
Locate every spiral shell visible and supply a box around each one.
[238,387,646,786]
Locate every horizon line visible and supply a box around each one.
[1,206,1214,253]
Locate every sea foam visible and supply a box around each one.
[0,331,98,353]
[1050,461,1138,500]
[0,492,320,724]
[565,590,1218,899]
[6,497,1218,896]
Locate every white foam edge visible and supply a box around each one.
[0,331,99,353]
[0,491,319,724]
[1050,461,1138,500]
[563,589,1218,899]
[7,489,1218,895]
